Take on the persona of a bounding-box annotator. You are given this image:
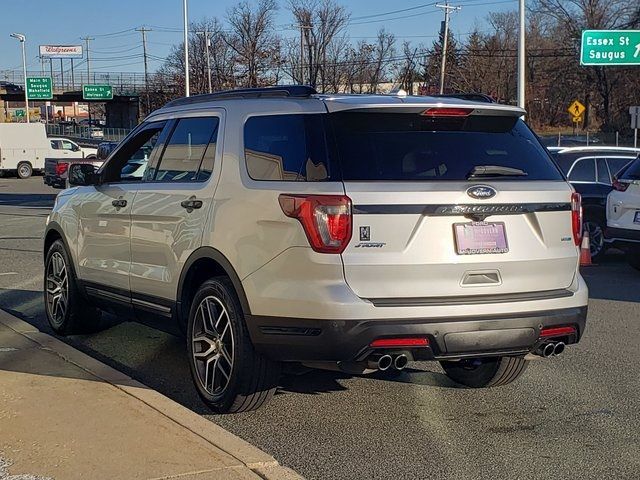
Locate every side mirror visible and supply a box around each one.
[68,163,100,186]
[72,144,80,152]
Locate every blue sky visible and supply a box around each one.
[0,0,517,74]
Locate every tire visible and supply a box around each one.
[44,239,102,335]
[187,277,280,413]
[17,162,32,179]
[440,356,528,388]
[583,218,606,262]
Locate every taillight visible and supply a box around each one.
[612,179,630,192]
[55,162,69,176]
[279,194,352,253]
[571,192,582,246]
[421,107,473,117]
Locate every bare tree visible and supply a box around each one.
[226,0,280,87]
[288,0,350,91]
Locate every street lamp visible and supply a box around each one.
[517,0,525,111]
[10,33,29,123]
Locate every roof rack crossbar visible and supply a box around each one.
[164,85,317,108]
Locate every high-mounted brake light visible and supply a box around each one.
[55,162,69,176]
[279,194,352,254]
[540,326,577,338]
[612,179,630,192]
[370,337,430,348]
[571,192,582,247]
[421,107,474,117]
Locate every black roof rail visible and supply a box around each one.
[433,93,496,103]
[164,85,318,108]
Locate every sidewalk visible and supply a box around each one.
[0,310,301,480]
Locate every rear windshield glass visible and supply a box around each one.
[329,112,563,181]
[620,157,640,180]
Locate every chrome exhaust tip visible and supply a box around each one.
[393,354,408,370]
[368,354,393,371]
[553,342,565,356]
[536,342,556,358]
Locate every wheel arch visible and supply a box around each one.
[177,247,251,331]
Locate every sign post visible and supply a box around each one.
[580,30,640,66]
[82,84,113,101]
[26,77,53,100]
[630,106,640,148]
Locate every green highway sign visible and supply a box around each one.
[14,109,25,117]
[83,84,113,100]
[26,76,53,99]
[581,30,640,66]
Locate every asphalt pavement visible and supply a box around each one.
[1,177,639,480]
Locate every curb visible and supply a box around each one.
[0,310,303,480]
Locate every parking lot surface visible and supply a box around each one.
[1,177,639,480]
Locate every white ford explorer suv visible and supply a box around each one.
[607,155,640,269]
[44,86,588,413]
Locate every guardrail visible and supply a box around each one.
[45,124,130,142]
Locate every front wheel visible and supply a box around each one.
[44,239,102,334]
[187,277,280,413]
[440,356,528,388]
[17,162,32,179]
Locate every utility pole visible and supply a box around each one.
[196,29,212,93]
[298,24,312,86]
[183,0,190,97]
[517,0,526,110]
[81,36,94,124]
[136,27,152,112]
[435,2,461,95]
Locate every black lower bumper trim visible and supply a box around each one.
[606,227,640,244]
[246,306,588,362]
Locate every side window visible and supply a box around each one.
[102,122,166,183]
[596,158,610,184]
[568,158,595,182]
[607,157,633,180]
[244,114,330,181]
[153,117,219,183]
[50,140,62,150]
[61,140,75,151]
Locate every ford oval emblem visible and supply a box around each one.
[467,185,497,200]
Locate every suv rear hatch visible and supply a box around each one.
[326,104,580,301]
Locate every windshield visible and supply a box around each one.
[620,157,640,180]
[329,112,563,181]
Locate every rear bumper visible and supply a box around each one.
[606,226,640,246]
[246,306,588,362]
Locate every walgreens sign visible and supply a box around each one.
[39,45,83,59]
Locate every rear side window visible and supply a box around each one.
[244,115,331,181]
[568,159,595,182]
[620,157,640,180]
[154,117,219,182]
[596,158,609,183]
[329,112,563,181]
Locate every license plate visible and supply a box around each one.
[634,211,640,224]
[454,222,508,255]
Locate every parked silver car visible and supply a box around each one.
[44,86,588,413]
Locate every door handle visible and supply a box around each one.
[112,199,127,208]
[181,199,203,210]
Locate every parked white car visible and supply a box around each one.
[49,137,98,159]
[607,155,640,269]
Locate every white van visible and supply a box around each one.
[0,124,97,179]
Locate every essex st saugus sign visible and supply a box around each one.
[580,30,640,66]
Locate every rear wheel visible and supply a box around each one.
[187,277,280,413]
[17,162,32,179]
[583,219,606,261]
[440,356,528,388]
[44,239,102,334]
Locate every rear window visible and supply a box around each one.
[620,157,640,180]
[329,112,563,181]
